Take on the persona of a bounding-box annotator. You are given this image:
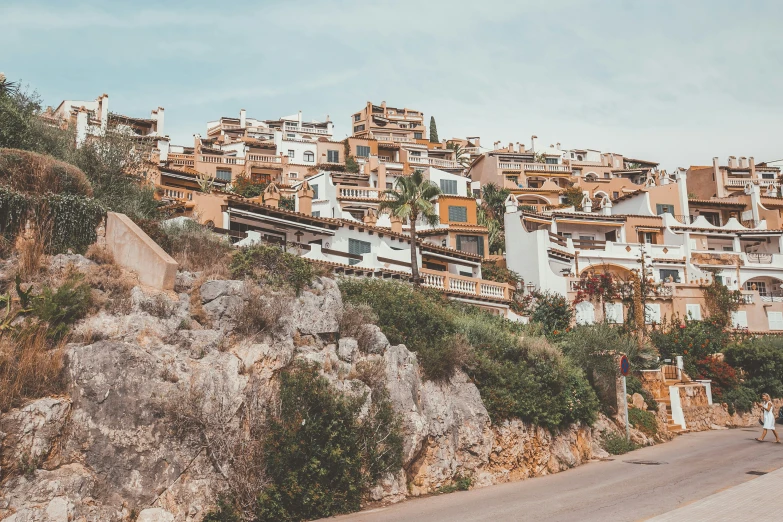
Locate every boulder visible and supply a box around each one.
[137,508,175,522]
[338,337,359,363]
[290,277,342,335]
[363,324,390,354]
[632,393,647,410]
[0,397,71,474]
[199,280,245,303]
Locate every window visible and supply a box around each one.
[312,211,321,217]
[686,304,702,320]
[573,169,582,176]
[656,204,675,215]
[456,235,484,256]
[287,133,295,138]
[303,151,314,162]
[545,157,558,164]
[746,281,767,296]
[356,145,370,158]
[287,149,295,158]
[660,269,680,283]
[579,235,595,241]
[409,150,421,157]
[414,132,423,140]
[604,173,611,179]
[604,302,623,324]
[722,246,734,252]
[612,191,619,199]
[311,184,319,200]
[639,232,656,244]
[386,182,393,189]
[731,310,748,329]
[216,168,232,181]
[448,206,468,222]
[577,154,583,161]
[354,114,361,122]
[769,311,783,331]
[440,179,458,195]
[645,303,661,324]
[289,172,298,178]
[353,124,365,133]
[605,230,617,242]
[348,238,372,265]
[762,173,775,179]
[327,149,339,163]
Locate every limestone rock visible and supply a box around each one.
[338,337,359,363]
[137,508,175,522]
[199,280,245,303]
[631,393,646,410]
[0,397,71,474]
[290,277,341,335]
[363,324,390,354]
[50,253,94,272]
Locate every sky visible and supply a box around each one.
[1,0,781,170]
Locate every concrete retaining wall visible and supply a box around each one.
[105,212,177,290]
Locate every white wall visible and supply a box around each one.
[427,167,469,196]
[504,209,568,295]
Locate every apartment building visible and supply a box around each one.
[687,156,781,200]
[505,166,783,333]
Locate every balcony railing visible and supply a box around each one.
[374,135,414,143]
[571,238,607,250]
[420,269,511,301]
[408,156,459,168]
[726,178,750,187]
[523,163,572,173]
[168,153,195,167]
[747,252,773,264]
[246,153,282,163]
[337,186,384,200]
[735,291,755,304]
[499,162,522,170]
[283,125,329,135]
[199,154,245,165]
[162,188,193,201]
[463,147,481,155]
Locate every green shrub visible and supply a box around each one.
[436,473,473,494]
[339,278,462,380]
[723,385,757,415]
[43,193,105,254]
[231,245,315,296]
[530,291,572,337]
[724,336,783,398]
[255,362,402,521]
[649,317,728,378]
[161,219,233,273]
[628,408,657,437]
[31,274,92,340]
[601,430,637,455]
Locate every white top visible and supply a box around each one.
[763,401,776,430]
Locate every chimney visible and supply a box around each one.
[296,181,314,215]
[240,109,246,128]
[98,94,109,133]
[508,142,513,152]
[556,142,561,150]
[516,142,521,153]
[582,191,592,213]
[363,208,378,227]
[390,214,403,234]
[297,110,302,124]
[750,156,756,178]
[740,156,748,168]
[153,107,165,136]
[601,197,613,216]
[381,100,387,109]
[728,156,737,168]
[530,135,538,152]
[493,141,500,150]
[263,183,280,208]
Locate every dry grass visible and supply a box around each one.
[85,243,115,265]
[349,358,387,390]
[15,220,51,281]
[84,258,134,314]
[233,285,292,338]
[0,148,92,197]
[338,302,378,353]
[0,326,67,413]
[162,220,233,275]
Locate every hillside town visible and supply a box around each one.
[48,92,783,332]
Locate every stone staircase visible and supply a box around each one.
[657,374,688,433]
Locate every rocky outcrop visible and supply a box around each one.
[0,267,620,520]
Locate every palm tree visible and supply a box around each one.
[380,170,441,285]
[446,142,470,167]
[0,74,19,97]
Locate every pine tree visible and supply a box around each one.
[429,116,439,143]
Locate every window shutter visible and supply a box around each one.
[575,302,596,325]
[645,304,661,324]
[348,239,372,265]
[685,304,702,320]
[440,179,457,195]
[769,312,783,331]
[604,302,623,323]
[731,311,748,329]
[448,206,468,222]
[312,184,319,200]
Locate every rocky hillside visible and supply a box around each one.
[0,255,630,521]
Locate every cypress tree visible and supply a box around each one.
[429,116,439,143]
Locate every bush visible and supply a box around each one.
[694,357,740,400]
[233,286,291,338]
[31,273,92,341]
[339,278,462,380]
[723,385,757,415]
[628,408,657,437]
[231,245,315,296]
[724,336,783,399]
[530,291,572,337]
[338,302,378,353]
[0,148,92,197]
[255,362,402,521]
[650,317,728,378]
[161,219,233,274]
[601,430,637,455]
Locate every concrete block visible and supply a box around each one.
[105,212,177,290]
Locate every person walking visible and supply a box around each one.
[756,393,780,443]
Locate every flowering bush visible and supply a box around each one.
[574,272,617,303]
[695,357,739,399]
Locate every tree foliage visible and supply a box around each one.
[429,116,438,143]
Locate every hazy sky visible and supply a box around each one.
[2,0,781,169]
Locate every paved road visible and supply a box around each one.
[324,428,783,522]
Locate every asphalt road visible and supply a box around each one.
[323,428,783,522]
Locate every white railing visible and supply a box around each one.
[420,269,511,301]
[449,277,478,295]
[200,154,244,165]
[247,154,282,163]
[738,292,755,304]
[726,178,749,187]
[523,163,571,173]
[163,189,192,201]
[283,125,329,135]
[374,135,414,143]
[480,282,507,299]
[759,179,777,187]
[409,156,459,168]
[421,272,445,289]
[498,162,522,170]
[337,186,382,199]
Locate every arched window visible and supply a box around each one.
[303,151,315,162]
[585,173,597,182]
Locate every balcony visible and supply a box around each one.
[523,163,572,174]
[336,185,385,200]
[409,156,459,168]
[374,135,414,143]
[420,269,511,301]
[747,252,773,264]
[725,178,750,187]
[161,188,193,201]
[463,147,481,155]
[246,153,282,164]
[283,125,329,135]
[199,154,245,166]
[168,153,195,167]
